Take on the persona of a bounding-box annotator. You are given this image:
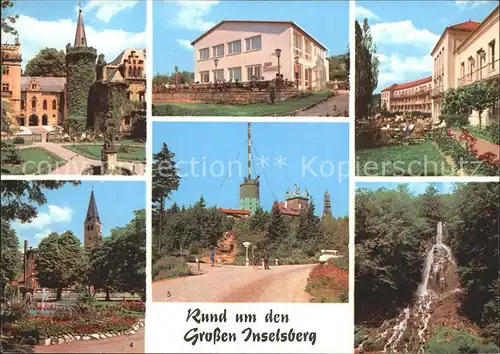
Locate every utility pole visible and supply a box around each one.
[23,240,28,288]
[247,122,252,180]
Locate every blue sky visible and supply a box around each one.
[153,122,350,217]
[355,0,499,92]
[4,0,146,67]
[153,1,349,74]
[356,182,457,195]
[11,181,146,248]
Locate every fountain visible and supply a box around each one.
[361,222,460,353]
[82,113,133,175]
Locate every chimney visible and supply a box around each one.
[284,201,287,208]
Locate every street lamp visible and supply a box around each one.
[213,58,219,83]
[275,48,282,76]
[294,56,300,91]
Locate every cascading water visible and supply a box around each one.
[362,222,459,353]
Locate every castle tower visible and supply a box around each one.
[323,189,332,218]
[84,189,102,249]
[1,37,23,126]
[65,6,97,121]
[239,123,260,214]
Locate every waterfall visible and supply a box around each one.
[367,222,459,353]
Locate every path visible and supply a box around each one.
[33,328,144,353]
[450,129,500,159]
[17,142,145,175]
[301,90,349,117]
[152,264,314,302]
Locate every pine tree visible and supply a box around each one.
[323,189,332,219]
[264,202,287,250]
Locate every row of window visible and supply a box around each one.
[127,66,143,78]
[459,40,496,78]
[199,65,263,83]
[20,97,58,110]
[199,35,262,61]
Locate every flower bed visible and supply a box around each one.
[426,128,499,176]
[119,300,145,313]
[306,261,349,303]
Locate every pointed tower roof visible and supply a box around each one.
[74,6,88,47]
[86,189,100,222]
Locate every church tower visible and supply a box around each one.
[323,189,332,218]
[84,189,102,249]
[65,5,97,121]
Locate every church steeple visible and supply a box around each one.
[74,4,88,47]
[84,188,102,249]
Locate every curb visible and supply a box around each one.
[41,319,144,346]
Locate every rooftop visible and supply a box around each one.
[383,76,432,92]
[21,77,66,93]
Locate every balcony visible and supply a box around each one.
[431,85,444,98]
[457,59,499,87]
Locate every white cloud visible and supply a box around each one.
[376,53,432,90]
[177,39,193,50]
[34,229,54,240]
[4,15,146,67]
[14,205,73,230]
[371,20,439,48]
[455,0,489,9]
[81,0,139,23]
[355,6,379,20]
[170,0,220,31]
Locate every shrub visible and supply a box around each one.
[120,301,145,313]
[485,123,500,144]
[269,83,277,104]
[441,114,469,128]
[305,262,349,303]
[425,326,499,354]
[152,256,191,281]
[1,141,22,165]
[12,136,25,144]
[152,104,198,116]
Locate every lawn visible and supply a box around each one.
[1,147,65,175]
[64,144,146,162]
[356,143,454,176]
[463,125,500,145]
[153,91,332,116]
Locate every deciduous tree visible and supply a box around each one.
[24,48,66,77]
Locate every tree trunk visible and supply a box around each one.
[105,288,110,301]
[158,196,164,251]
[478,110,482,129]
[56,287,62,301]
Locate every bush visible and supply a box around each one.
[12,136,25,144]
[1,141,22,165]
[119,301,145,313]
[269,83,277,104]
[305,262,349,303]
[152,104,198,116]
[485,123,500,144]
[425,326,499,354]
[152,256,191,281]
[278,249,317,265]
[441,114,469,128]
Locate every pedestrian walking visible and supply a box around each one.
[263,249,270,270]
[210,248,215,267]
[253,252,258,270]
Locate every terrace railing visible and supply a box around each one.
[153,79,297,94]
[457,59,500,87]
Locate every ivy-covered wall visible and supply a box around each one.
[65,46,97,118]
[88,81,129,133]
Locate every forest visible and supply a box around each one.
[355,183,499,353]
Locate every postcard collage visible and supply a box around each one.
[0,0,499,353]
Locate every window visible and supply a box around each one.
[247,65,261,81]
[304,39,312,60]
[1,83,9,91]
[2,66,9,75]
[199,47,209,60]
[489,40,496,70]
[52,99,57,110]
[228,40,241,55]
[128,67,132,76]
[42,100,47,110]
[245,35,262,52]
[138,67,142,77]
[461,62,465,77]
[31,97,36,109]
[213,69,224,82]
[228,67,242,82]
[200,71,210,83]
[133,67,137,77]
[293,32,303,57]
[213,44,224,58]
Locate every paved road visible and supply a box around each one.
[17,142,145,175]
[33,328,144,353]
[301,91,349,117]
[153,264,314,302]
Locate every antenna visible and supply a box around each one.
[78,2,82,12]
[248,122,251,179]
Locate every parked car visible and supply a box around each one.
[318,249,341,263]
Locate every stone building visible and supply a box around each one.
[0,7,146,137]
[381,76,432,114]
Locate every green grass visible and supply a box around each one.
[68,138,144,146]
[153,91,332,116]
[63,144,145,162]
[1,147,65,175]
[356,142,454,176]
[464,125,500,145]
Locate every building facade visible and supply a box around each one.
[431,6,499,125]
[0,8,146,136]
[191,21,329,90]
[84,189,103,249]
[381,76,432,114]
